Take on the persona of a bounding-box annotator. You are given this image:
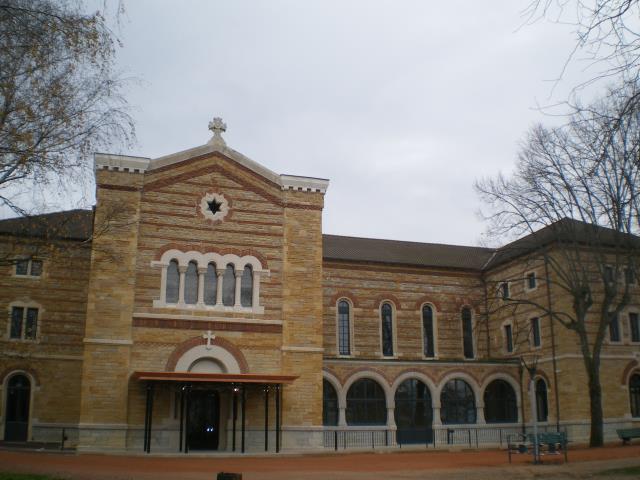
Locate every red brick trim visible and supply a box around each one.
[164,335,249,373]
[413,297,443,312]
[132,316,281,334]
[342,366,393,386]
[97,183,140,192]
[621,359,640,385]
[329,291,360,308]
[0,366,40,387]
[155,243,269,269]
[373,294,402,311]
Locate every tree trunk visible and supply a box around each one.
[587,365,604,447]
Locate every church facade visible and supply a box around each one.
[1,120,639,452]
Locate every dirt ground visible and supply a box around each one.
[0,444,639,480]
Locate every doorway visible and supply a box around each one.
[187,390,220,450]
[4,374,31,442]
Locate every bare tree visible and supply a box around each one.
[477,80,640,447]
[525,0,640,93]
[0,0,134,217]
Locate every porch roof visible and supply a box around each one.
[133,371,298,384]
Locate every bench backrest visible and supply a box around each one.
[616,428,640,436]
[527,432,566,443]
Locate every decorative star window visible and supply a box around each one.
[200,193,229,223]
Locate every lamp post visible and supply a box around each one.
[521,354,540,464]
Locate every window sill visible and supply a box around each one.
[153,300,264,315]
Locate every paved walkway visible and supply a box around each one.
[0,444,639,480]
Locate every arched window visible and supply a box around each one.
[240,265,253,307]
[5,374,31,441]
[166,260,180,303]
[323,379,339,426]
[346,378,387,425]
[184,261,198,304]
[629,373,640,418]
[337,300,351,356]
[461,307,474,359]
[422,305,435,358]
[535,378,549,422]
[204,263,217,305]
[483,379,518,423]
[395,378,433,444]
[381,303,394,357]
[440,379,476,424]
[222,264,235,306]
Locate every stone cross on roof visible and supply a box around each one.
[208,117,227,146]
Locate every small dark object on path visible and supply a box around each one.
[217,473,242,480]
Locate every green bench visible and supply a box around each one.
[616,428,640,445]
[507,431,568,463]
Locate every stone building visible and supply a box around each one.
[1,120,639,452]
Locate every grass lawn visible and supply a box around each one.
[0,474,67,480]
[597,465,640,476]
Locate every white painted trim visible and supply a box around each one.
[281,346,324,353]
[94,153,150,173]
[1,352,82,361]
[174,344,241,374]
[83,338,133,345]
[133,311,281,325]
[280,174,329,193]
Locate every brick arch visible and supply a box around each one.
[392,368,438,387]
[532,369,552,390]
[342,366,393,386]
[329,291,360,308]
[165,335,249,373]
[479,370,520,388]
[373,294,402,311]
[155,244,269,269]
[621,359,640,385]
[0,366,40,387]
[436,369,481,387]
[414,297,443,312]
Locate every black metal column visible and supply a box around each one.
[241,385,246,453]
[275,384,281,453]
[143,383,151,453]
[146,383,155,453]
[179,386,185,452]
[264,385,269,452]
[232,386,238,452]
[185,385,191,454]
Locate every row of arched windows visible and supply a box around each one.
[322,377,543,426]
[165,260,254,307]
[336,300,474,359]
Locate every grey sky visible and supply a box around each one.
[97,1,592,246]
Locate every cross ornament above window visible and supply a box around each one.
[202,330,216,350]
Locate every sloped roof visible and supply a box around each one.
[0,209,93,241]
[323,234,494,270]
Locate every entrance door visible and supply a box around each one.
[187,390,220,450]
[5,375,30,442]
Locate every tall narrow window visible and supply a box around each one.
[462,307,474,359]
[630,374,640,418]
[25,308,38,339]
[204,263,217,305]
[504,324,514,353]
[535,378,549,422]
[381,303,394,357]
[338,300,351,356]
[165,260,179,303]
[625,268,636,285]
[422,305,435,358]
[500,282,510,300]
[222,264,235,306]
[10,307,24,339]
[323,380,339,426]
[526,272,536,290]
[630,313,640,343]
[604,265,615,283]
[184,261,198,304]
[240,265,253,307]
[531,317,541,347]
[609,314,621,342]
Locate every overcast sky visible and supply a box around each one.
[90,1,596,246]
